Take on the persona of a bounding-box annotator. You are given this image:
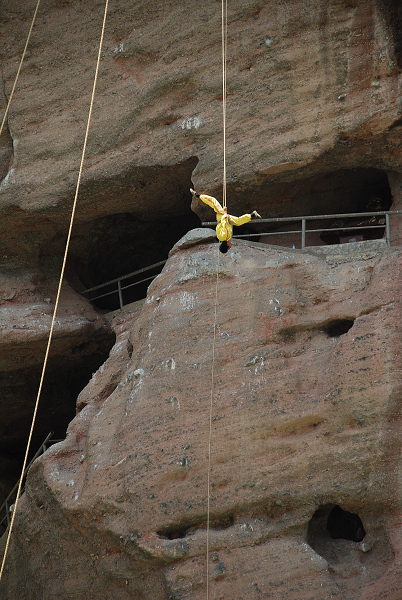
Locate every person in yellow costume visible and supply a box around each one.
[190,189,261,253]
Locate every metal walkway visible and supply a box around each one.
[203,208,402,248]
[80,209,402,311]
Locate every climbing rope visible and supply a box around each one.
[221,0,228,210]
[206,1,228,597]
[0,0,110,583]
[0,0,41,139]
[206,246,221,599]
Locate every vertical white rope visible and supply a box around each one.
[0,0,110,583]
[221,0,228,210]
[206,246,220,599]
[206,4,228,597]
[0,0,41,138]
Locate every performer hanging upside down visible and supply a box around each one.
[190,189,261,253]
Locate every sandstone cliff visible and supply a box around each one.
[0,0,401,597]
[1,232,401,599]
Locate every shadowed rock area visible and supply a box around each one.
[0,0,401,597]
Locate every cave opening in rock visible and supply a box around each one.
[327,505,366,542]
[55,159,201,311]
[250,167,393,248]
[322,318,355,337]
[307,504,366,559]
[0,341,114,513]
[66,211,200,310]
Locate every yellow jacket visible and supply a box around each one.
[199,194,254,242]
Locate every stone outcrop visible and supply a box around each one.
[0,0,401,252]
[0,273,114,451]
[1,233,400,599]
[0,0,401,436]
[0,0,401,596]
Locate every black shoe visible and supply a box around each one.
[190,188,200,199]
[219,241,229,254]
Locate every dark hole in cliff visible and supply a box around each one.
[307,504,366,560]
[381,0,402,69]
[243,167,392,248]
[327,505,366,541]
[157,513,235,540]
[56,158,200,311]
[322,318,354,337]
[0,340,114,512]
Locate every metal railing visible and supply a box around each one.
[80,260,167,311]
[79,210,402,312]
[202,209,402,249]
[0,432,61,535]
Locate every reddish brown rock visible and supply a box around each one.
[1,235,400,599]
[0,0,401,597]
[0,271,114,464]
[0,0,401,442]
[0,0,401,248]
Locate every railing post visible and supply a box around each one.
[117,279,124,310]
[385,213,391,247]
[301,218,306,249]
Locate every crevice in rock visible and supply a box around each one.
[0,71,14,185]
[277,317,355,342]
[0,122,14,186]
[388,116,402,131]
[322,318,355,338]
[307,504,366,556]
[380,0,402,69]
[157,512,235,540]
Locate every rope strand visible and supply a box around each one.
[221,0,228,210]
[206,3,228,597]
[0,0,110,583]
[206,245,220,599]
[0,0,41,139]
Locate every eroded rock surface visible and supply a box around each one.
[0,0,401,596]
[1,236,400,599]
[0,1,401,456]
[0,274,115,450]
[0,0,402,251]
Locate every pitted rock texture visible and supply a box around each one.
[1,237,400,599]
[0,0,402,596]
[0,0,402,462]
[0,0,402,242]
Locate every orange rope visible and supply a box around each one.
[0,0,110,582]
[0,0,41,138]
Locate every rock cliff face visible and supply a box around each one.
[0,0,401,597]
[1,232,401,599]
[0,0,402,262]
